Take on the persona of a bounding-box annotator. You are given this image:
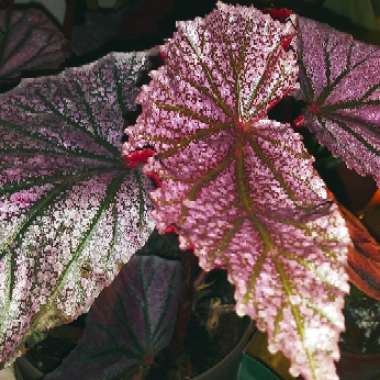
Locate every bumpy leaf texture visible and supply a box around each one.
[124,3,351,380]
[298,16,380,186]
[0,52,155,366]
[0,8,68,81]
[45,256,182,380]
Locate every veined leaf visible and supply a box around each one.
[124,3,351,380]
[298,16,380,186]
[339,204,380,302]
[0,8,68,81]
[45,256,182,380]
[0,52,155,366]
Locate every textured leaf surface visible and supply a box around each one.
[124,3,351,380]
[0,52,154,366]
[0,8,68,81]
[298,16,380,186]
[46,256,182,380]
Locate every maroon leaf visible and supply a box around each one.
[338,203,380,301]
[45,256,182,380]
[0,8,68,81]
[298,16,380,186]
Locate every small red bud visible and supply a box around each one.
[186,243,195,253]
[145,171,162,187]
[164,225,178,234]
[143,354,154,366]
[123,148,155,168]
[267,97,280,111]
[280,34,294,51]
[234,145,243,160]
[236,118,251,133]
[159,49,166,62]
[307,103,321,114]
[292,114,305,129]
[236,119,245,131]
[264,8,293,23]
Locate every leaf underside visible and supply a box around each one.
[124,3,350,380]
[298,16,380,186]
[0,52,154,366]
[339,205,380,302]
[0,8,68,81]
[45,256,182,380]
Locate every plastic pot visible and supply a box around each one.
[193,322,255,380]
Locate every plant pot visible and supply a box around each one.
[14,357,43,380]
[244,330,296,380]
[193,322,255,380]
[240,333,380,380]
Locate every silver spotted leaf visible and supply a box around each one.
[124,3,351,380]
[0,8,68,81]
[298,16,380,186]
[45,255,182,380]
[0,52,155,366]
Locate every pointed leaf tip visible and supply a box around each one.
[125,4,351,380]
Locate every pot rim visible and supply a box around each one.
[192,320,255,380]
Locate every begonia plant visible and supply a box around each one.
[0,2,380,380]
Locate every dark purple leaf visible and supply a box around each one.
[0,8,68,80]
[45,255,182,380]
[298,16,380,185]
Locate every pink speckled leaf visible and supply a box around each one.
[0,52,154,366]
[46,256,182,380]
[124,3,351,380]
[298,16,380,186]
[0,8,68,81]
